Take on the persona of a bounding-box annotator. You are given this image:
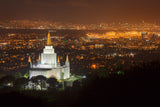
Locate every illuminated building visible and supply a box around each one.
[142,32,147,40]
[91,64,97,69]
[29,32,70,80]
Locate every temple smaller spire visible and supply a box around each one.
[65,55,70,67]
[66,55,69,61]
[57,56,61,67]
[57,56,60,63]
[28,56,31,62]
[38,54,41,61]
[47,32,52,45]
[28,56,32,68]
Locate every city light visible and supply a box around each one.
[91,64,97,69]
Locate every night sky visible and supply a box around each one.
[0,0,160,24]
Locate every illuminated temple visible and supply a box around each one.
[29,32,70,80]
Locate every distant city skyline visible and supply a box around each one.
[1,0,160,24]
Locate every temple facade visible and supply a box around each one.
[29,32,70,80]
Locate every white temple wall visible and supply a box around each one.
[46,69,62,80]
[41,53,57,66]
[64,66,70,79]
[29,70,47,79]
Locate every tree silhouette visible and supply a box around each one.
[91,67,110,79]
[30,76,39,90]
[31,75,47,90]
[73,80,81,88]
[36,75,47,90]
[14,72,22,79]
[0,75,15,87]
[47,77,58,89]
[14,77,29,90]
[115,61,124,72]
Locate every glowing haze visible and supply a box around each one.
[0,0,160,24]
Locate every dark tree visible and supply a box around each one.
[31,75,47,90]
[114,61,124,72]
[0,75,15,87]
[14,77,29,90]
[14,72,22,79]
[47,77,58,89]
[30,76,39,90]
[36,75,47,90]
[91,67,110,79]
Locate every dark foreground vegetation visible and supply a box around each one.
[0,60,160,107]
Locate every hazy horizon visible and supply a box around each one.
[1,0,160,24]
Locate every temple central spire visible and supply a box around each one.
[47,32,52,45]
